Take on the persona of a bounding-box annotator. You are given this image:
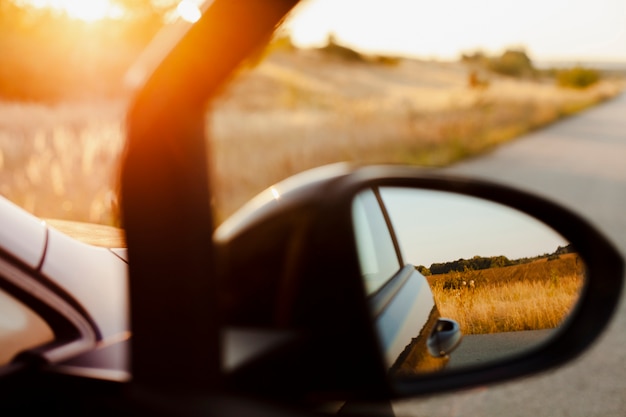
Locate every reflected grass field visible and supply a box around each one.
[428,254,584,334]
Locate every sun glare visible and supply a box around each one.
[176,0,202,23]
[63,0,123,21]
[29,0,123,22]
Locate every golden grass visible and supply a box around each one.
[427,254,585,334]
[0,100,125,225]
[210,50,624,219]
[0,49,623,225]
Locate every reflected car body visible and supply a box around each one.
[353,188,461,374]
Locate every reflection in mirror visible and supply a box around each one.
[352,187,585,377]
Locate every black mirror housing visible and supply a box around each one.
[215,164,623,403]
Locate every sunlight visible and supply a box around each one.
[62,0,123,21]
[270,187,281,200]
[176,0,202,23]
[26,0,124,22]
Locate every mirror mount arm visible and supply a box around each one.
[121,0,300,397]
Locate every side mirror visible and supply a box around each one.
[215,164,623,403]
[427,319,461,358]
[353,184,591,383]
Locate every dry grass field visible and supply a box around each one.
[0,100,126,225]
[211,49,624,218]
[427,254,585,335]
[0,48,623,224]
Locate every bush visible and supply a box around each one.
[320,34,365,62]
[461,51,489,66]
[557,67,600,89]
[372,54,401,66]
[416,265,431,276]
[488,49,535,78]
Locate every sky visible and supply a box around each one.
[21,0,125,21]
[284,0,626,63]
[379,188,568,267]
[18,0,199,22]
[24,0,626,63]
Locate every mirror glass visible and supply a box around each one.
[352,187,584,376]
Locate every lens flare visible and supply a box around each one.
[177,0,202,23]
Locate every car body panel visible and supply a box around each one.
[354,187,458,375]
[41,226,129,341]
[0,196,47,269]
[370,265,440,371]
[0,195,129,345]
[215,163,351,243]
[54,337,131,382]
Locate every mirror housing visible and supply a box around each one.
[215,164,623,402]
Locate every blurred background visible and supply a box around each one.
[0,0,624,225]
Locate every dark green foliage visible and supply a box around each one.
[461,51,489,66]
[372,55,402,66]
[555,244,574,255]
[460,47,603,88]
[320,34,365,62]
[440,272,474,290]
[428,245,572,275]
[430,255,513,275]
[461,48,536,79]
[416,265,431,276]
[320,34,402,66]
[557,67,600,89]
[488,49,535,78]
[490,255,513,268]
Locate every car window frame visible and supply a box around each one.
[352,187,405,296]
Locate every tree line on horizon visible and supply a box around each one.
[417,244,574,276]
[461,48,602,89]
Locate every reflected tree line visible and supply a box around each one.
[418,244,573,276]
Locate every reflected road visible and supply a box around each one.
[448,329,553,369]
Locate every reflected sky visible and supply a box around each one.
[380,187,568,267]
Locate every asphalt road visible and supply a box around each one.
[447,330,553,370]
[394,93,626,417]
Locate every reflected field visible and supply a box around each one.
[366,187,586,376]
[428,253,584,335]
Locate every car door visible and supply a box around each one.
[0,196,101,373]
